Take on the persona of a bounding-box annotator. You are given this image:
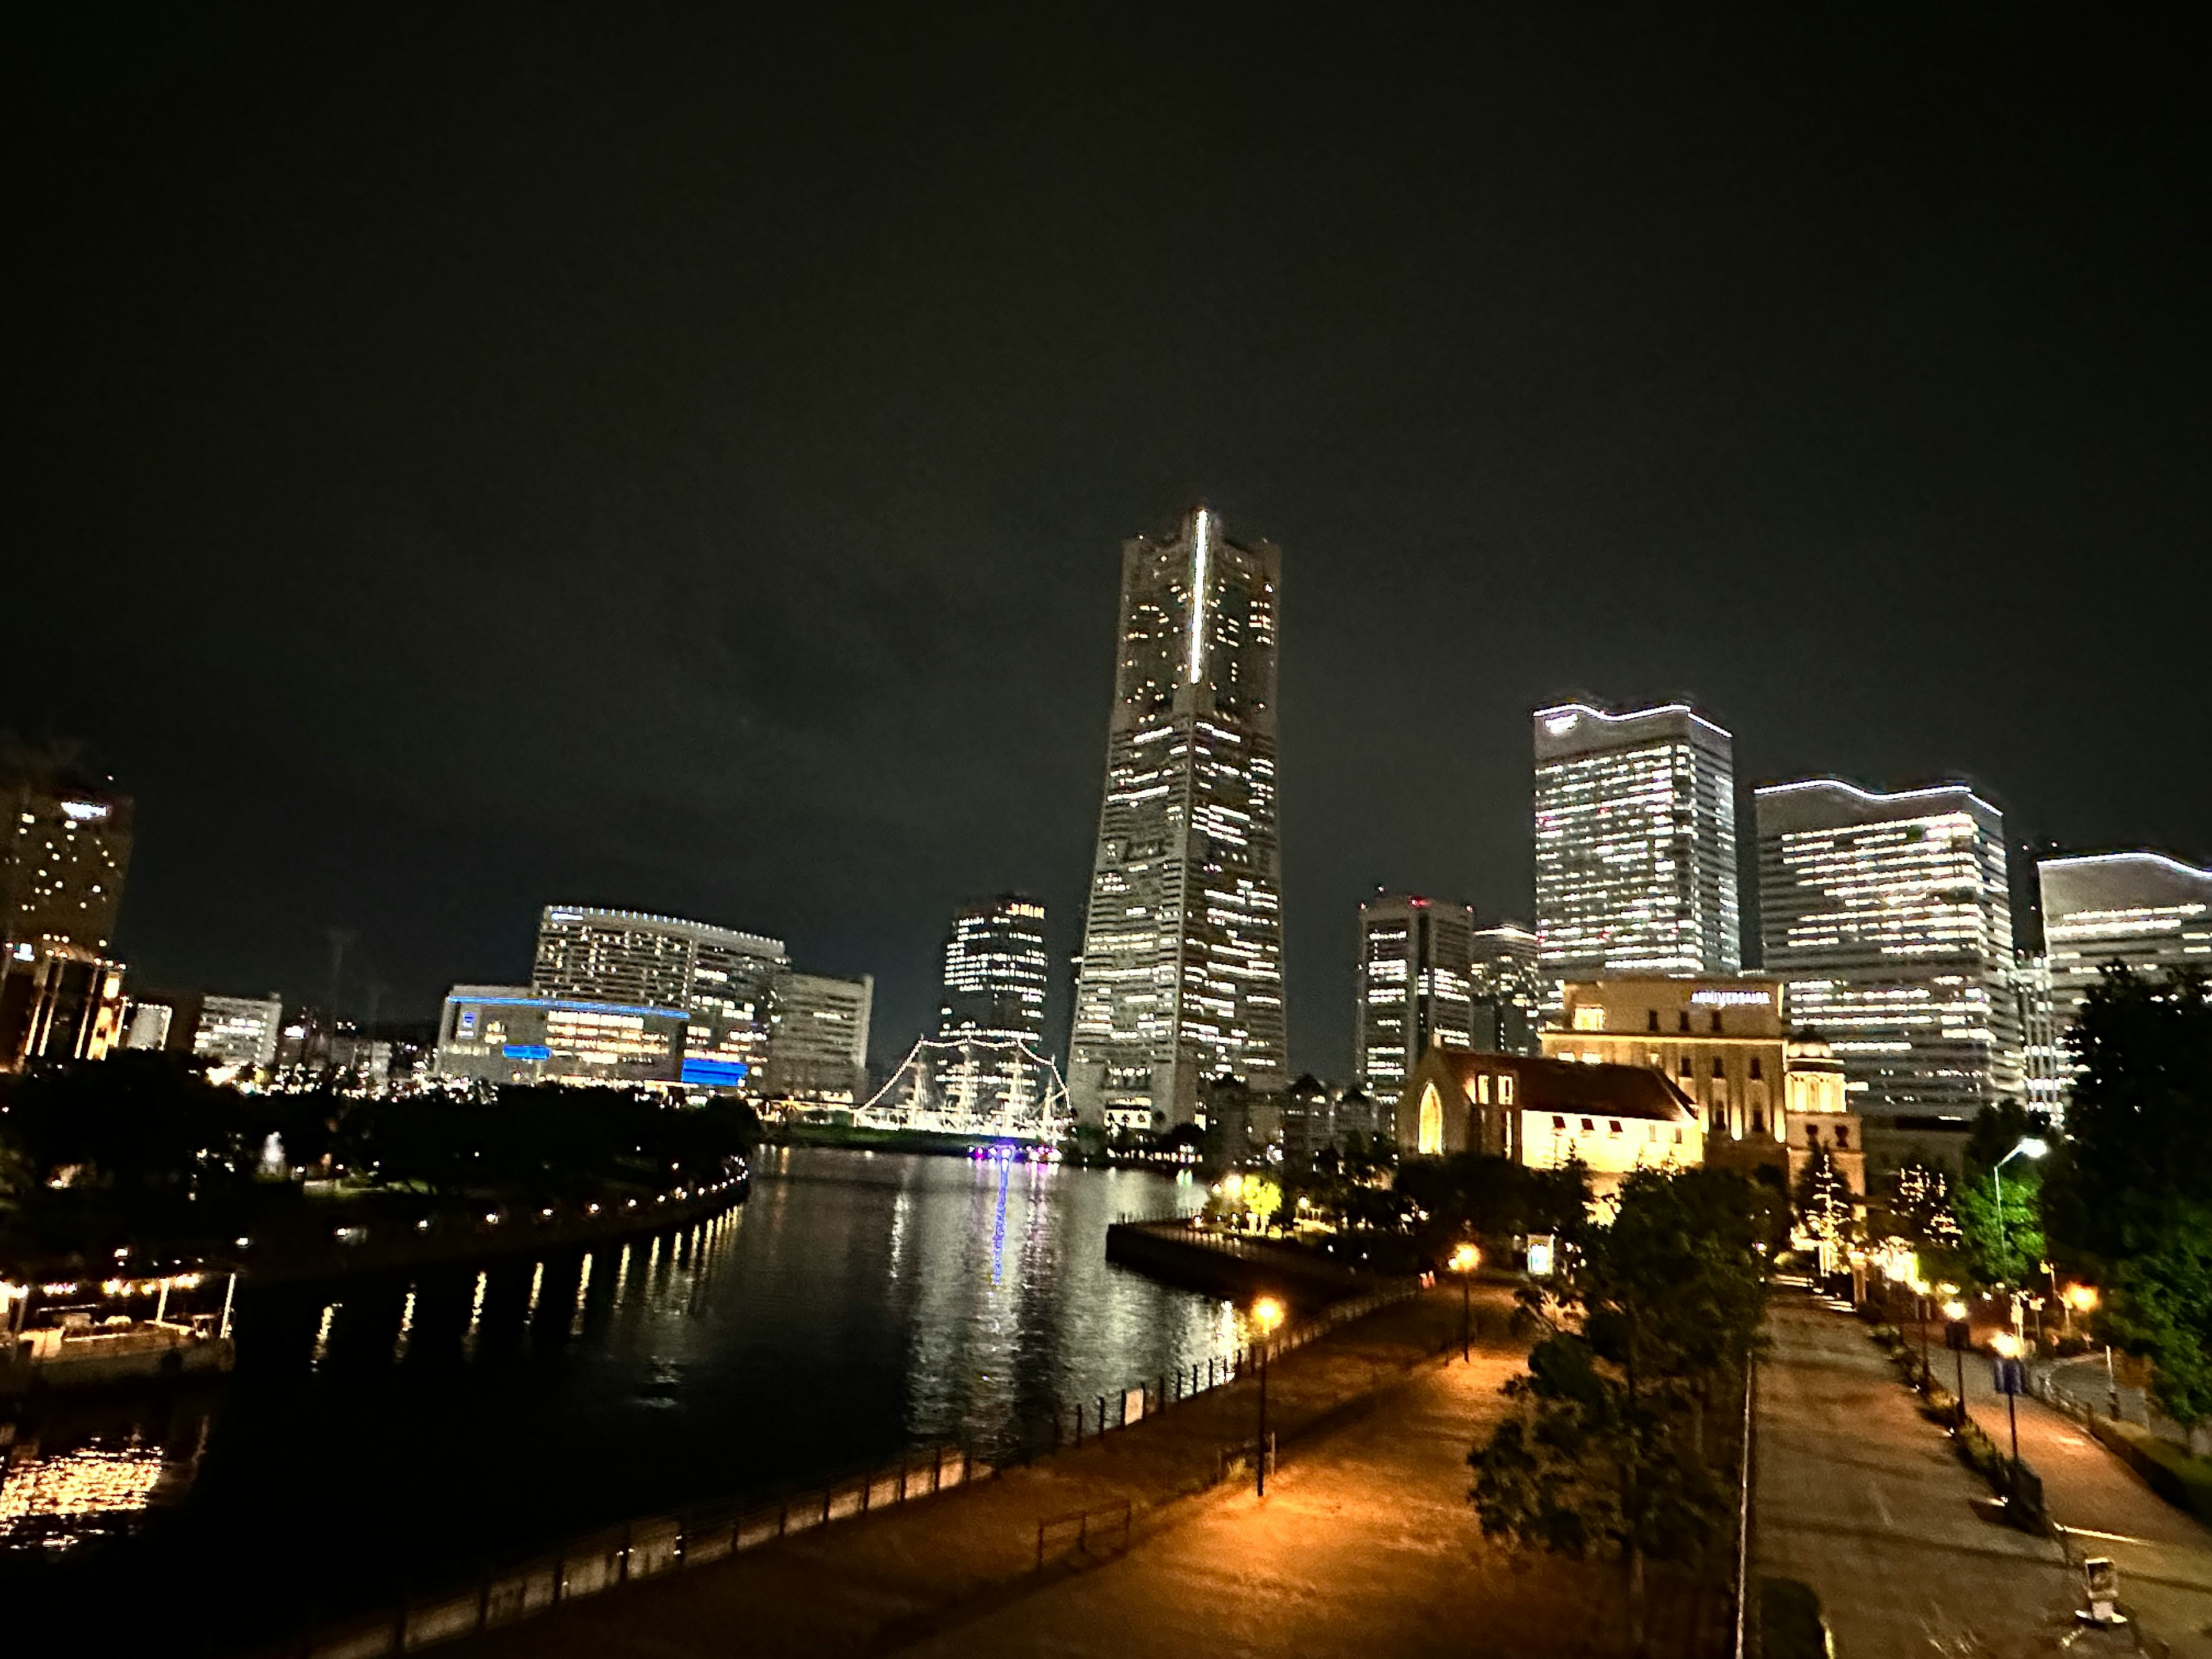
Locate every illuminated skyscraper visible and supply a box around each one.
[928,895,1052,1122]
[1756,780,2020,1122]
[2039,850,2212,1020]
[939,896,1049,1043]
[1,762,134,1070]
[532,906,787,1089]
[1356,894,1474,1104]
[1069,506,1286,1131]
[1470,920,1546,1055]
[1532,702,1741,997]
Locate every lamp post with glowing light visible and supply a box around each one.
[1251,1296,1284,1497]
[1992,1330,2025,1479]
[1449,1243,1480,1362]
[1990,1137,2048,1269]
[1944,1297,1971,1427]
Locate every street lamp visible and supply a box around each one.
[1992,1330,2025,1482]
[1449,1243,1480,1363]
[1944,1297,1971,1426]
[1252,1296,1285,1497]
[1991,1137,2049,1263]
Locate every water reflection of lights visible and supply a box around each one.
[0,1440,172,1552]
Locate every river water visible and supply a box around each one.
[1,1149,1240,1646]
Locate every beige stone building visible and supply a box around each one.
[1540,975,1862,1194]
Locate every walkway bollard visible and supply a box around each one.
[1099,1395,1108,1433]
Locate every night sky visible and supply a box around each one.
[10,7,2210,1079]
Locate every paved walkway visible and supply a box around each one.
[1959,1344,2212,1656]
[433,1285,1703,1657]
[1755,1298,2084,1657]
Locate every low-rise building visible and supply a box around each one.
[1395,1047,1702,1194]
[193,994,285,1071]
[434,983,690,1088]
[1539,974,1865,1192]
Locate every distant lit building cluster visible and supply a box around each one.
[14,501,2207,1197]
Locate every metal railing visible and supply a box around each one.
[283,1445,986,1659]
[278,1280,1423,1658]
[1035,1500,1132,1571]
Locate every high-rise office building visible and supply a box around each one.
[532,906,786,1089]
[2010,953,2066,1120]
[939,896,1049,1043]
[764,971,873,1105]
[1532,702,1741,1003]
[1069,507,1286,1132]
[1470,921,1546,1056]
[1756,779,2020,1123]
[929,896,1052,1123]
[2039,851,2212,1020]
[1,763,134,1070]
[1356,894,1474,1105]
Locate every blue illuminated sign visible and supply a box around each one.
[680,1058,749,1087]
[503,1044,552,1061]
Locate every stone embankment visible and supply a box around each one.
[1102,1218,1392,1305]
[241,1176,745,1284]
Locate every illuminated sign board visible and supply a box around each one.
[1690,990,1771,1007]
[60,801,110,822]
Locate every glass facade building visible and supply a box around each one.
[1070,507,1286,1131]
[1532,702,1741,1004]
[532,906,786,1090]
[1756,780,2020,1120]
[1355,894,1474,1107]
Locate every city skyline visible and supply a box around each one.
[9,12,2209,1082]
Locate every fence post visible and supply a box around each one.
[1098,1395,1108,1434]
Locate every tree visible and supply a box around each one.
[1471,1168,1763,1648]
[1790,1147,1855,1280]
[2041,966,2212,1425]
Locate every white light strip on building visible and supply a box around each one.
[1187,507,1211,684]
[1533,702,1734,741]
[2040,850,2212,881]
[1753,777,1999,816]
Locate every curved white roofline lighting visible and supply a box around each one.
[1753,777,1999,818]
[1532,701,1733,741]
[2038,850,2212,881]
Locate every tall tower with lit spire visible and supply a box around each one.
[1068,507,1286,1131]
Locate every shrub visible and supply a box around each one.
[2088,1416,2212,1526]
[1759,1577,1831,1659]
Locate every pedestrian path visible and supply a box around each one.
[1959,1343,2212,1656]
[427,1285,1699,1658]
[1755,1298,2080,1657]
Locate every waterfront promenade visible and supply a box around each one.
[429,1283,1706,1658]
